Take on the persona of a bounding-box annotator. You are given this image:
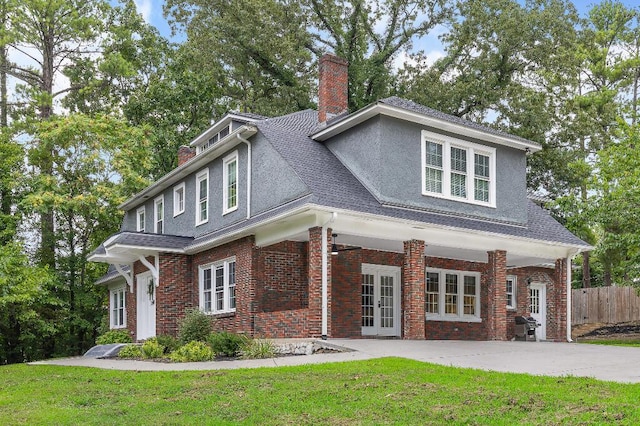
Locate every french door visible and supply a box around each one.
[361,264,401,337]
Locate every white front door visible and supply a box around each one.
[136,272,156,340]
[529,283,547,340]
[361,264,401,337]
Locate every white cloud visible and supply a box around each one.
[134,0,153,23]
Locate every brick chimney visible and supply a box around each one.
[318,53,348,123]
[177,145,196,166]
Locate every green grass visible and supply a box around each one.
[1,357,639,425]
[580,339,640,347]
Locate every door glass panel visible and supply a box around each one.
[530,288,540,314]
[361,274,374,327]
[380,275,394,328]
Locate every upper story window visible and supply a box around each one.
[506,275,517,310]
[154,195,164,234]
[110,286,126,328]
[136,206,145,232]
[425,268,481,322]
[196,169,209,226]
[421,130,496,207]
[223,151,238,214]
[197,124,232,154]
[199,257,236,314]
[173,183,185,217]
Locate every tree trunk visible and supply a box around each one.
[582,251,591,288]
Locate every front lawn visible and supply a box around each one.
[1,357,638,424]
[580,339,640,347]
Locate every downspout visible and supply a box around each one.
[321,212,338,339]
[236,133,252,219]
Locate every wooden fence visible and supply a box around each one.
[572,286,640,325]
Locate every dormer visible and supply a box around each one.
[190,112,266,156]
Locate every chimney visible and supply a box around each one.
[177,145,196,166]
[318,53,348,123]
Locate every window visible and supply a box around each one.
[110,286,126,328]
[196,169,209,225]
[421,130,496,207]
[425,268,481,321]
[136,207,145,232]
[173,183,185,217]
[197,124,232,154]
[199,258,236,314]
[223,151,238,214]
[154,195,164,234]
[506,276,516,310]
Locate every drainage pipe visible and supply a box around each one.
[236,133,252,219]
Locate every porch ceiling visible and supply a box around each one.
[253,208,578,267]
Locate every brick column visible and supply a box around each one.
[403,239,425,339]
[308,227,332,337]
[486,250,507,340]
[555,257,568,342]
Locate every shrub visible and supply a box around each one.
[96,330,132,345]
[155,335,180,354]
[177,309,212,345]
[118,344,143,358]
[208,332,249,357]
[169,341,215,362]
[141,338,164,359]
[241,339,276,359]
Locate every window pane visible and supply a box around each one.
[198,176,208,222]
[474,178,489,202]
[463,276,476,315]
[215,266,224,311]
[361,274,374,327]
[425,168,443,193]
[474,154,490,178]
[227,160,237,209]
[451,173,466,197]
[425,141,443,167]
[228,262,236,310]
[426,272,440,314]
[445,274,458,314]
[219,126,229,138]
[450,147,466,172]
[203,269,212,312]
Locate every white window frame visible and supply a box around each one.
[199,257,237,315]
[196,124,232,154]
[173,182,185,217]
[425,267,481,322]
[136,206,145,232]
[154,195,164,234]
[110,286,126,328]
[195,168,209,226]
[223,151,238,215]
[421,130,496,208]
[506,275,517,310]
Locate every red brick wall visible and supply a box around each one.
[318,54,348,122]
[331,249,363,337]
[191,236,257,335]
[404,240,426,339]
[487,250,508,340]
[253,309,309,338]
[255,241,308,313]
[157,254,193,337]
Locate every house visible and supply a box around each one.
[89,54,590,342]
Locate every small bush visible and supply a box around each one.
[96,330,132,345]
[118,344,143,358]
[208,332,249,357]
[177,309,212,345]
[141,338,164,359]
[155,335,180,354]
[241,339,276,359]
[169,341,215,362]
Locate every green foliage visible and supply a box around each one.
[141,338,165,359]
[241,339,276,360]
[177,309,212,345]
[155,335,180,354]
[95,330,132,345]
[168,341,214,362]
[208,332,249,357]
[118,344,143,359]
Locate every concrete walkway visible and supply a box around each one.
[32,339,640,384]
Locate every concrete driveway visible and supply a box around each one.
[33,339,640,384]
